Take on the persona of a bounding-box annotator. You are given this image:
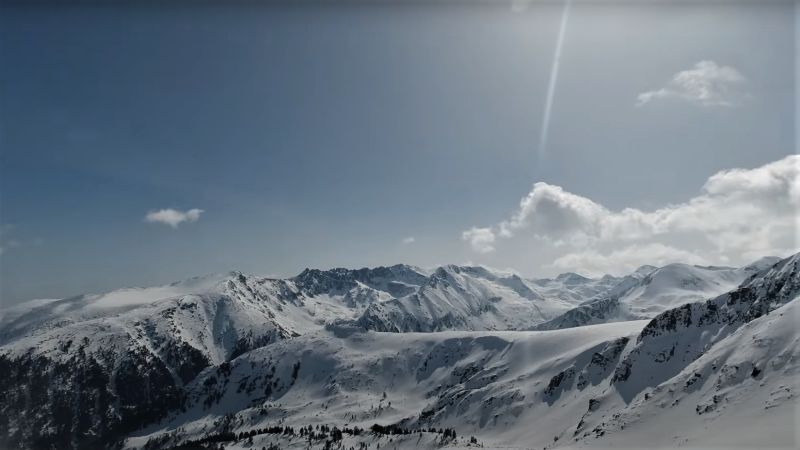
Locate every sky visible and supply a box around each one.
[0,1,796,306]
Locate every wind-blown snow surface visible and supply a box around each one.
[125,321,649,449]
[0,255,797,449]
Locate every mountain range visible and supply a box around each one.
[0,254,796,449]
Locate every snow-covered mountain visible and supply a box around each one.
[292,264,430,299]
[354,265,587,332]
[0,263,592,449]
[0,254,796,450]
[123,253,798,450]
[574,252,800,447]
[126,320,650,450]
[534,257,781,330]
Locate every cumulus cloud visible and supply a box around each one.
[144,208,204,228]
[497,183,607,244]
[462,155,799,274]
[637,60,747,107]
[462,227,496,254]
[402,236,416,245]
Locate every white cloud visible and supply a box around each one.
[144,208,204,228]
[497,182,607,245]
[637,60,747,107]
[463,155,799,274]
[462,227,496,254]
[402,236,416,245]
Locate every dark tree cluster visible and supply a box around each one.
[369,423,456,440]
[150,423,372,450]
[0,342,195,450]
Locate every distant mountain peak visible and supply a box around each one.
[742,255,783,272]
[555,272,592,284]
[632,264,658,276]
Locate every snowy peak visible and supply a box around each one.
[632,263,742,308]
[633,264,658,276]
[535,261,760,331]
[292,264,428,298]
[1,254,798,450]
[555,271,593,285]
[611,253,800,402]
[741,255,783,273]
[355,264,572,333]
[0,271,249,345]
[595,296,798,448]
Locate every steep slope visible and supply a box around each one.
[581,296,799,449]
[124,320,648,450]
[0,264,432,346]
[2,255,796,450]
[354,265,587,332]
[610,253,799,400]
[0,272,237,345]
[564,253,800,447]
[0,264,444,450]
[123,253,799,450]
[623,262,761,313]
[1,263,577,449]
[0,273,314,449]
[292,264,429,299]
[531,271,624,304]
[535,259,777,330]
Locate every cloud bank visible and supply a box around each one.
[144,208,204,228]
[637,60,747,107]
[463,155,799,276]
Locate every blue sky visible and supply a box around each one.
[0,1,795,305]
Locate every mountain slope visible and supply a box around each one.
[0,272,311,449]
[582,295,799,449]
[534,259,779,330]
[353,265,619,332]
[124,320,649,450]
[124,253,798,450]
[0,255,796,450]
[563,253,800,447]
[0,263,582,449]
[611,253,799,401]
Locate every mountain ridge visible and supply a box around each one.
[0,254,795,450]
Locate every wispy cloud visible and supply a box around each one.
[462,155,799,275]
[401,236,416,245]
[0,225,10,255]
[0,224,43,256]
[144,208,204,228]
[462,227,496,254]
[637,60,747,107]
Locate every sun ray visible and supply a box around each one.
[538,0,572,159]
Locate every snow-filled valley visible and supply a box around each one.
[1,256,797,450]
